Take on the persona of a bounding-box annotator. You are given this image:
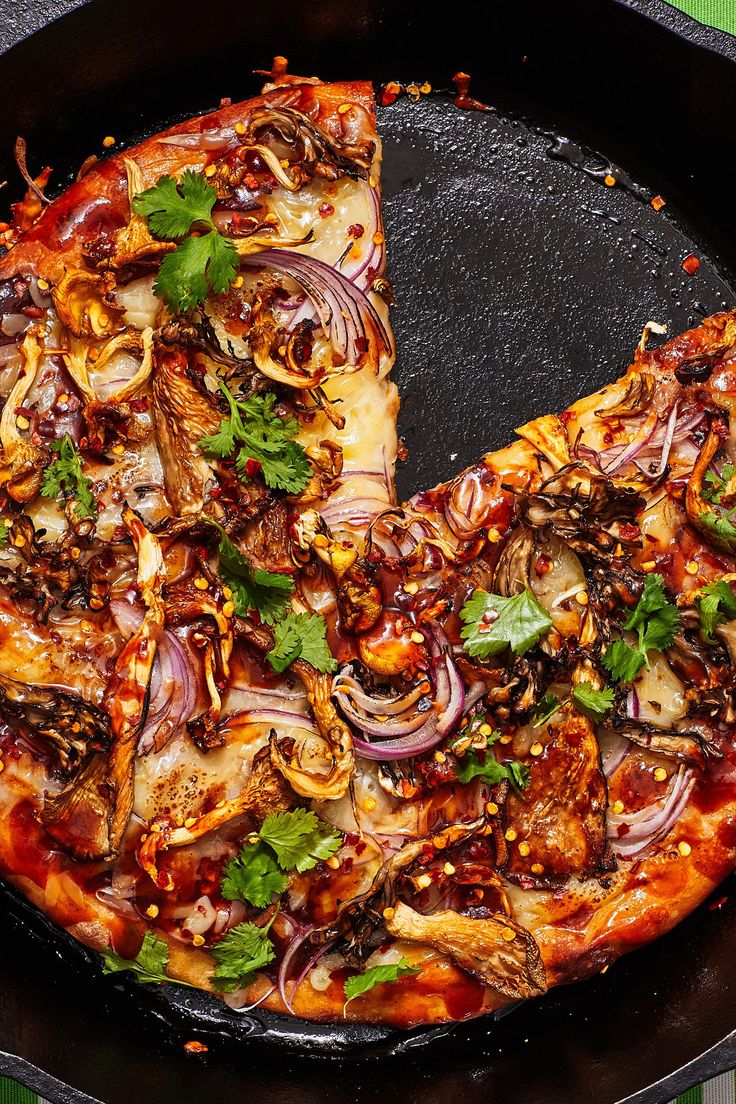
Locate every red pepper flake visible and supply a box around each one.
[709,895,728,911]
[534,553,552,577]
[682,254,701,276]
[379,81,402,107]
[184,1041,209,1055]
[318,202,334,219]
[651,194,666,212]
[347,223,365,239]
[243,457,262,478]
[619,522,641,541]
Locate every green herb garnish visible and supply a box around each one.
[456,750,530,791]
[210,917,277,993]
[343,958,420,1010]
[200,384,311,495]
[101,931,193,987]
[698,579,736,643]
[602,573,679,682]
[221,809,342,909]
[213,525,293,625]
[460,588,552,659]
[41,434,98,519]
[570,682,615,723]
[132,170,238,312]
[267,611,337,674]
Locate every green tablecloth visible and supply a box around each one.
[1,2,734,1103]
[2,1071,736,1103]
[667,0,736,36]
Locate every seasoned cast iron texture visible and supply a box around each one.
[2,1,736,1101]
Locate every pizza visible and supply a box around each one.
[2,63,736,1030]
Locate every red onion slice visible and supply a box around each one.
[138,630,198,754]
[609,765,694,859]
[240,249,393,364]
[345,623,468,761]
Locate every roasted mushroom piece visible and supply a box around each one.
[0,673,110,774]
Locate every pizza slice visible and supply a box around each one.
[2,66,736,1030]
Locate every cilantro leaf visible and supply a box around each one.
[702,464,736,505]
[221,842,288,908]
[602,638,647,683]
[132,170,217,238]
[210,919,276,993]
[267,612,337,674]
[530,691,561,728]
[101,931,193,987]
[698,510,736,553]
[41,435,98,520]
[604,574,679,682]
[571,681,614,722]
[258,808,342,873]
[343,957,421,1008]
[0,520,9,545]
[455,750,530,790]
[698,579,736,643]
[214,527,293,625]
[133,172,238,312]
[154,231,238,313]
[460,588,552,659]
[201,386,311,495]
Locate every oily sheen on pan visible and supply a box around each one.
[1,68,736,1028]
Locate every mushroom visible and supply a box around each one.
[151,342,222,514]
[0,672,110,773]
[41,508,165,859]
[269,659,354,800]
[0,327,48,503]
[384,902,547,1000]
[52,269,126,339]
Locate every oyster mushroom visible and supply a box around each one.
[0,327,48,503]
[52,269,126,339]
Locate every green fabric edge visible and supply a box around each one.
[664,0,736,37]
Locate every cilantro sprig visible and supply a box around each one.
[456,749,530,791]
[531,682,614,726]
[460,588,552,659]
[200,384,311,495]
[132,170,238,312]
[530,691,562,728]
[697,509,736,553]
[570,682,615,723]
[41,435,98,520]
[343,957,421,1010]
[213,525,293,625]
[267,611,337,674]
[101,931,194,987]
[602,573,679,683]
[221,808,342,909]
[698,579,736,643]
[702,464,736,505]
[210,916,277,993]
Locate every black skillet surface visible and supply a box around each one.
[3,0,736,1101]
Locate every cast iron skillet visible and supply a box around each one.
[2,0,736,1100]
